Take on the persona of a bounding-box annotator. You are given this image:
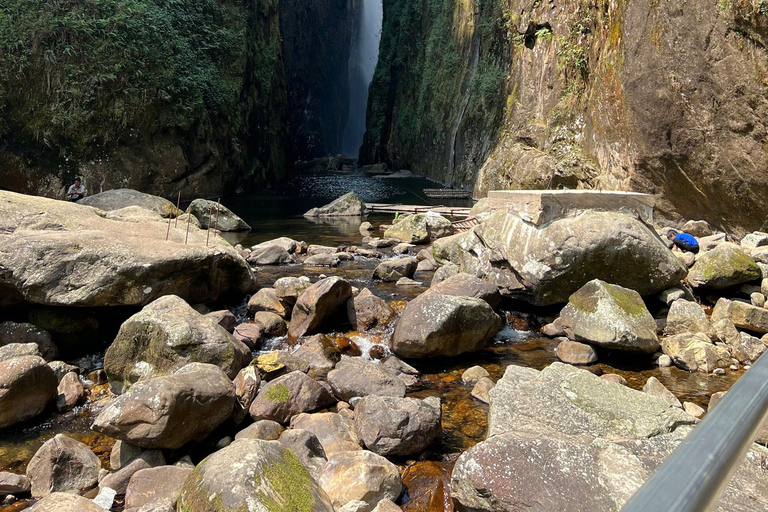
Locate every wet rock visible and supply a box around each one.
[92,363,235,449]
[99,450,165,495]
[665,299,716,339]
[279,429,327,479]
[293,334,341,372]
[247,244,296,265]
[291,412,362,456]
[26,492,107,512]
[256,350,309,380]
[319,450,402,512]
[470,377,495,404]
[423,272,501,308]
[687,243,761,289]
[661,333,731,373]
[400,462,450,512]
[104,295,245,394]
[0,355,57,429]
[0,321,58,360]
[347,289,396,332]
[233,365,261,424]
[461,365,489,385]
[683,401,706,419]
[55,371,85,412]
[555,339,598,365]
[235,419,284,441]
[249,370,335,424]
[354,396,441,456]
[373,257,418,282]
[731,331,767,365]
[124,466,192,509]
[248,288,291,318]
[712,297,768,334]
[0,342,41,361]
[274,276,312,305]
[27,434,101,498]
[80,189,181,218]
[392,294,502,358]
[430,263,460,286]
[558,279,659,354]
[642,376,682,408]
[178,439,334,511]
[204,310,237,333]
[305,254,342,267]
[0,472,30,494]
[0,191,255,308]
[186,198,250,231]
[327,358,406,401]
[288,277,353,339]
[305,192,366,217]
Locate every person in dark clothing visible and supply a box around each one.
[667,230,700,254]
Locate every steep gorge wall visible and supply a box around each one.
[363,0,768,234]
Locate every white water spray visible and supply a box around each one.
[341,0,383,158]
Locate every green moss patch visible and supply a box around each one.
[264,383,291,404]
[254,449,315,512]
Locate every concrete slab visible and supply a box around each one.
[485,190,655,225]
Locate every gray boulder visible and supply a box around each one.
[186,198,251,231]
[55,371,85,412]
[80,189,182,217]
[292,334,341,372]
[26,434,101,498]
[291,412,362,457]
[319,450,402,512]
[666,299,716,339]
[92,363,235,449]
[558,280,659,354]
[0,355,57,429]
[731,331,767,365]
[279,429,327,479]
[248,287,291,318]
[712,297,768,334]
[741,232,768,249]
[430,263,460,286]
[423,272,501,308]
[391,294,501,358]
[26,493,107,512]
[235,420,284,441]
[383,214,454,244]
[104,295,246,394]
[347,289,396,331]
[0,321,58,360]
[661,332,731,372]
[233,365,262,424]
[555,339,598,365]
[99,450,165,495]
[0,342,41,361]
[327,358,406,401]
[249,371,335,424]
[274,277,312,305]
[247,244,296,265]
[0,472,30,494]
[178,439,334,512]
[687,243,760,289]
[305,192,366,217]
[288,277,353,339]
[373,257,418,282]
[354,396,441,456]
[642,376,682,408]
[124,465,192,509]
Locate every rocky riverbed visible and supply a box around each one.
[2,188,768,512]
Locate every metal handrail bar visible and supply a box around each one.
[619,351,768,512]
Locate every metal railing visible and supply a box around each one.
[620,351,768,512]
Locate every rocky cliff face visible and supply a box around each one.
[362,0,768,234]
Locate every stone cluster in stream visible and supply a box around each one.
[2,190,768,511]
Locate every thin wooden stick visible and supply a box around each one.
[165,211,172,241]
[174,191,181,228]
[206,203,214,246]
[185,210,191,244]
[213,198,221,239]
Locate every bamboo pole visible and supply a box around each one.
[206,203,214,246]
[174,191,181,228]
[213,198,221,239]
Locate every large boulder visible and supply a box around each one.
[712,297,768,334]
[558,280,659,354]
[327,358,406,401]
[79,189,182,217]
[458,211,688,305]
[731,332,767,365]
[274,277,312,305]
[687,243,761,289]
[124,465,193,509]
[248,288,292,318]
[0,191,255,307]
[0,321,58,360]
[247,244,296,265]
[292,334,341,372]
[186,198,251,231]
[291,412,362,457]
[305,192,367,217]
[279,429,327,480]
[177,439,334,512]
[354,396,441,456]
[661,332,731,372]
[422,272,501,308]
[383,214,454,244]
[26,493,107,512]
[347,289,396,331]
[288,277,353,339]
[104,295,246,394]
[26,434,101,498]
[391,294,501,358]
[666,299,716,339]
[0,355,57,429]
[249,370,335,424]
[373,257,418,282]
[92,363,235,449]
[318,450,402,512]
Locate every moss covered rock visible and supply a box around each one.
[249,370,335,425]
[177,439,334,512]
[304,192,366,217]
[558,279,659,354]
[687,243,760,290]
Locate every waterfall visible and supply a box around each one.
[341,0,382,158]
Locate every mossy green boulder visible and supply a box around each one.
[248,370,335,425]
[177,439,334,512]
[687,243,760,289]
[558,279,659,354]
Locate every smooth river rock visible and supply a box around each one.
[354,396,441,456]
[423,272,501,308]
[79,189,181,217]
[27,434,101,498]
[187,198,251,231]
[0,355,57,429]
[249,370,335,424]
[319,450,402,512]
[305,192,367,217]
[327,358,406,401]
[288,277,353,339]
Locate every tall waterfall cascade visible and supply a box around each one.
[341,0,383,158]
